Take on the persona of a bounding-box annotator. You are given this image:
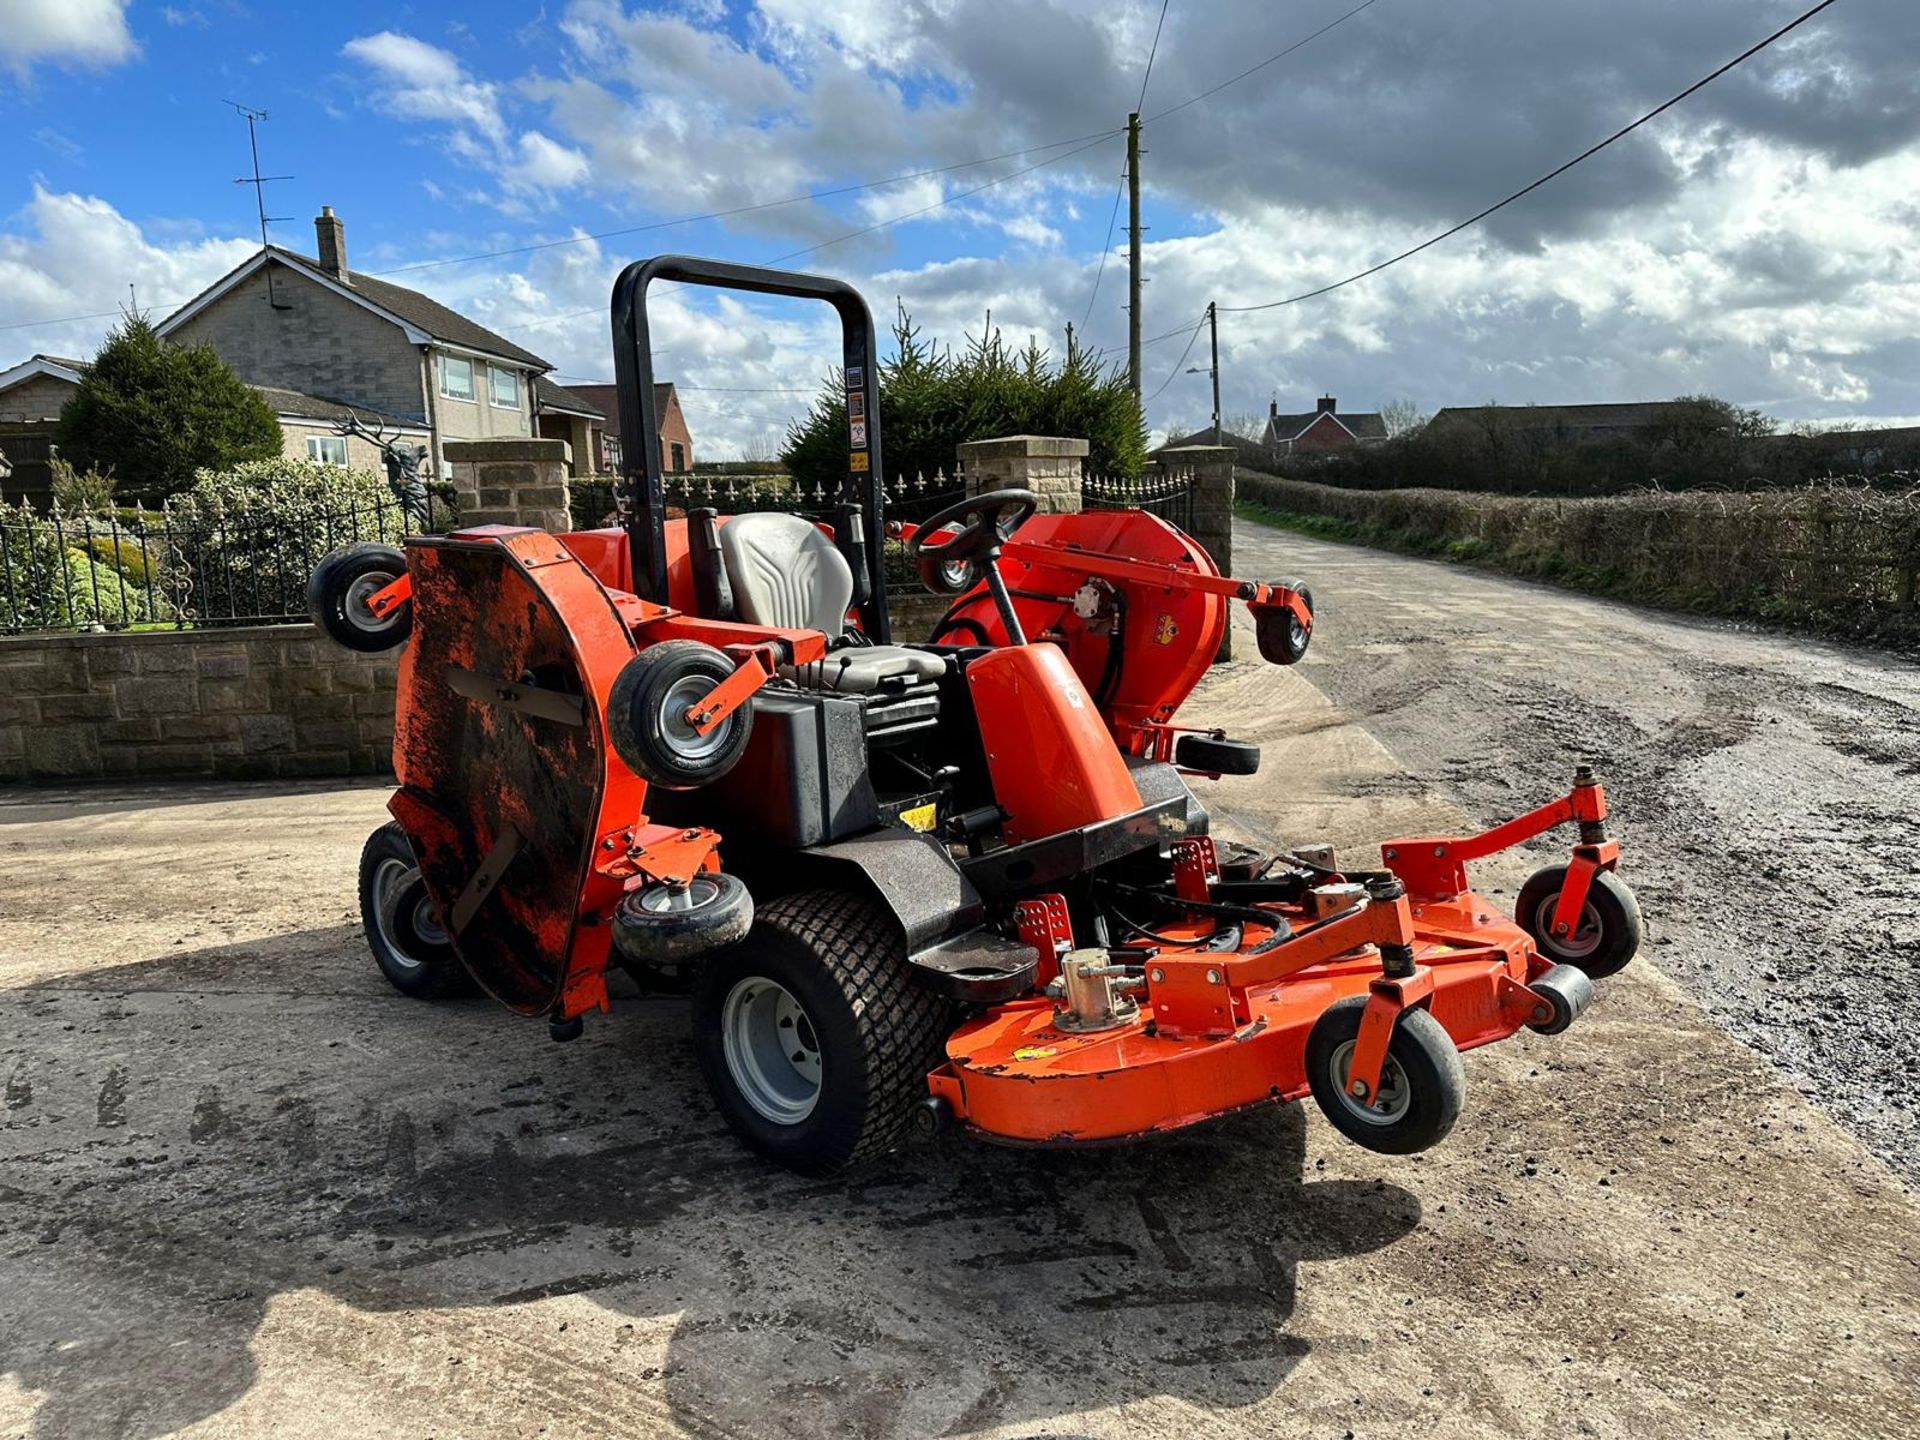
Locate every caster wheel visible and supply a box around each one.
[1306,996,1465,1155]
[1173,733,1262,776]
[607,640,754,788]
[1524,963,1596,1035]
[1255,579,1314,665]
[613,872,754,966]
[308,543,411,652]
[358,822,469,999]
[1516,866,1642,979]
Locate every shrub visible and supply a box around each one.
[160,459,402,623]
[0,501,170,631]
[56,314,281,498]
[783,307,1146,492]
[49,457,118,515]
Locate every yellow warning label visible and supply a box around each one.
[1153,613,1179,645]
[850,451,870,473]
[1012,1047,1058,1061]
[899,802,938,833]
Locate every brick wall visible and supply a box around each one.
[0,625,396,784]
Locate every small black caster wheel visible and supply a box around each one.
[1306,995,1465,1154]
[358,821,469,999]
[1255,579,1314,665]
[308,543,411,652]
[1173,732,1261,775]
[607,640,754,788]
[1524,963,1596,1035]
[1516,866,1642,979]
[612,872,754,965]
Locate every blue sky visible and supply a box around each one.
[5,1,1918,456]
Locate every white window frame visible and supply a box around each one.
[488,364,521,411]
[306,434,350,468]
[439,353,475,402]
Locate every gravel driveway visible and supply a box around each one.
[1234,520,1920,1179]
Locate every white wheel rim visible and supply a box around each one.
[659,675,729,761]
[345,570,401,633]
[373,856,445,968]
[1534,892,1603,960]
[1329,1039,1413,1126]
[635,875,723,913]
[721,976,822,1125]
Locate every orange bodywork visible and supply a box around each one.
[966,644,1142,842]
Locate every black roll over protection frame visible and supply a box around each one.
[609,256,891,641]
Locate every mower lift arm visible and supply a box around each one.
[993,538,1312,634]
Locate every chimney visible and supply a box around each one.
[1317,395,1337,414]
[1269,400,1279,419]
[315,206,349,282]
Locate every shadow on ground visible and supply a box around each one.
[1,928,1421,1438]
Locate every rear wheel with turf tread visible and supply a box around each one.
[1515,865,1642,979]
[691,889,949,1175]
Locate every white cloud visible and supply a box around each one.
[341,31,506,143]
[508,131,592,193]
[0,188,257,358]
[0,0,137,77]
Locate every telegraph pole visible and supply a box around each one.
[1126,111,1142,403]
[1207,301,1221,441]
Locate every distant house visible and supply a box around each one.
[156,206,551,477]
[1263,396,1386,451]
[0,350,427,501]
[533,377,607,478]
[1427,401,1697,446]
[565,382,695,476]
[0,354,88,424]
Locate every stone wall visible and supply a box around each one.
[957,435,1087,514]
[445,437,573,531]
[0,625,396,784]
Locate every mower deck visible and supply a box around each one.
[935,894,1537,1145]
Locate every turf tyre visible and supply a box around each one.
[607,640,753,788]
[691,889,949,1175]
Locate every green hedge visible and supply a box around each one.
[1237,472,1920,641]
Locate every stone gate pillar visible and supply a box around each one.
[1157,444,1237,661]
[956,435,1088,515]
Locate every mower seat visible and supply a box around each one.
[718,513,944,695]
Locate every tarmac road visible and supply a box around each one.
[1232,520,1920,1181]
[2,582,1918,1438]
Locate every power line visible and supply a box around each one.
[1218,0,1840,314]
[1137,0,1173,111]
[1143,0,1385,124]
[377,129,1127,278]
[1144,317,1206,402]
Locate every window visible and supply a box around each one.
[489,364,520,409]
[670,441,686,473]
[439,354,474,401]
[306,435,349,467]
[603,436,622,471]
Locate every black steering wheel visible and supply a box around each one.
[910,488,1037,642]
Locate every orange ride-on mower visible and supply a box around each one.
[308,256,1642,1175]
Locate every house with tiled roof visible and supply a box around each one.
[563,382,694,476]
[1262,396,1387,452]
[156,206,554,477]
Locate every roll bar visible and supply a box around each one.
[609,256,890,641]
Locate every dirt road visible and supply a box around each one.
[1234,520,1920,1180]
[2,591,1918,1437]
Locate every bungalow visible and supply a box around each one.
[1263,396,1387,452]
